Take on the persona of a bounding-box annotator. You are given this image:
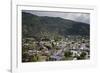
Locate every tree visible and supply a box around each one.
[64,51,73,58]
[77,51,87,60]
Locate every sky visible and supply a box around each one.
[23,10,90,24]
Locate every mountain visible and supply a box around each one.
[22,12,90,38]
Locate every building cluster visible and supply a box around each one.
[22,35,90,62]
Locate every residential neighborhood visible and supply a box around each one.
[22,35,90,62]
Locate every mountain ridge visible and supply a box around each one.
[22,12,90,38]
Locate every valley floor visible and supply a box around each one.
[22,35,90,62]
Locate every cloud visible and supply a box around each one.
[23,10,90,24]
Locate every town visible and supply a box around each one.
[22,35,90,62]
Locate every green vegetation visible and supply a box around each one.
[64,51,73,58]
[77,52,87,60]
[22,12,90,38]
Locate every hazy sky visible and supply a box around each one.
[23,10,90,24]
